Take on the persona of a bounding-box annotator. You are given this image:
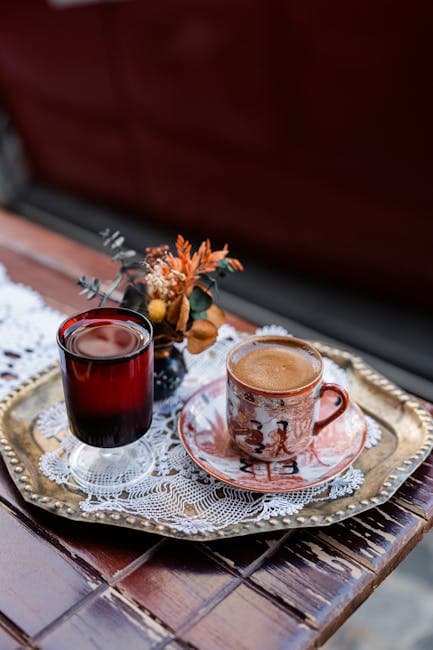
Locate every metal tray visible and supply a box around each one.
[0,342,432,541]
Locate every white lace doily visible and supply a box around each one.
[0,266,63,400]
[0,263,382,535]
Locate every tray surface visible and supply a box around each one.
[0,342,432,541]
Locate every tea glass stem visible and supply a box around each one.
[69,438,155,493]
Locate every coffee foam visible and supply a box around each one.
[231,343,320,391]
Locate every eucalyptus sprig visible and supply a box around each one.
[77,228,144,308]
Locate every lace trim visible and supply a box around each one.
[0,266,62,400]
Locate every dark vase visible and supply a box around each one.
[154,343,187,400]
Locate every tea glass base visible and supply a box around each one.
[69,438,155,492]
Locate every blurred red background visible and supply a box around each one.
[0,1,432,300]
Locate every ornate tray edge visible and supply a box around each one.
[0,346,432,542]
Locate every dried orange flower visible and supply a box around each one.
[145,244,169,264]
[163,235,243,296]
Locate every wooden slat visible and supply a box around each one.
[0,459,159,581]
[317,500,424,574]
[0,209,115,282]
[0,504,99,637]
[49,524,160,584]
[0,246,91,314]
[204,531,286,572]
[394,454,433,522]
[36,588,172,649]
[249,530,374,634]
[117,541,234,632]
[180,582,315,650]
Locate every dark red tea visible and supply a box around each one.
[57,308,153,448]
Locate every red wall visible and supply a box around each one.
[0,1,432,300]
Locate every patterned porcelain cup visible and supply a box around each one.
[226,336,349,462]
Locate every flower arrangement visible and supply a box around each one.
[78,230,243,354]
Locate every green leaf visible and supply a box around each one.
[77,275,89,288]
[86,278,101,300]
[111,235,125,250]
[189,286,212,313]
[192,310,208,320]
[217,259,234,274]
[101,230,121,247]
[113,249,136,260]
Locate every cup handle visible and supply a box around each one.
[313,383,349,436]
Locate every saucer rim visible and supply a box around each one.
[178,376,368,493]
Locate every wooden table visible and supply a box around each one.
[0,210,432,650]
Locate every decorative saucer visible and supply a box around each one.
[178,377,367,493]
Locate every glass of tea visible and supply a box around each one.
[57,307,154,491]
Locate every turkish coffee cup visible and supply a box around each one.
[226,336,349,462]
